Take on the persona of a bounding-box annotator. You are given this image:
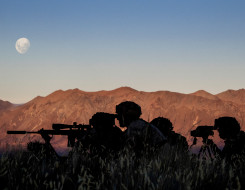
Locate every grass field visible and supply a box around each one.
[0,143,245,190]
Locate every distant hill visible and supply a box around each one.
[0,99,13,113]
[216,89,245,105]
[1,87,245,150]
[190,90,220,101]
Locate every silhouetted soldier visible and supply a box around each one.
[150,117,188,152]
[69,112,123,184]
[215,117,245,162]
[89,112,123,154]
[115,101,166,153]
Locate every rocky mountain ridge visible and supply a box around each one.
[1,87,245,150]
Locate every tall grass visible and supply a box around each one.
[1,143,245,190]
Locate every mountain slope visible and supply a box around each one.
[0,99,13,113]
[1,87,245,149]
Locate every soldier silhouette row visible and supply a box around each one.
[74,101,168,158]
[84,101,190,157]
[92,102,245,164]
[21,100,245,190]
[26,100,243,165]
[25,100,245,164]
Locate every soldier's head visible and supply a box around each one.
[89,112,116,132]
[214,117,241,140]
[116,101,142,127]
[150,117,173,136]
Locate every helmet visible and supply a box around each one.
[89,112,116,130]
[116,101,142,119]
[150,117,173,136]
[214,117,240,139]
[116,101,142,127]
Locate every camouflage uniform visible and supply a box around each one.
[125,118,166,147]
[115,101,166,150]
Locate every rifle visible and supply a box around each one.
[7,112,118,157]
[7,122,91,147]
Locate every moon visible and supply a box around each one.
[15,38,30,54]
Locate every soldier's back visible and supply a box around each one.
[125,119,166,148]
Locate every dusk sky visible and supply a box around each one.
[1,0,245,103]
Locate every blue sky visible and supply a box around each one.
[0,0,245,103]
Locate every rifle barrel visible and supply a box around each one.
[7,129,87,135]
[7,131,27,134]
[7,127,91,140]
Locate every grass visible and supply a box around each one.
[0,143,245,190]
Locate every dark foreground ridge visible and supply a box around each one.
[2,101,245,189]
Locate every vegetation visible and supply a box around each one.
[0,143,245,190]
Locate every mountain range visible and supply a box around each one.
[1,87,245,151]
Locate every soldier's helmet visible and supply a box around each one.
[116,101,142,127]
[214,117,240,139]
[89,112,116,131]
[150,117,173,136]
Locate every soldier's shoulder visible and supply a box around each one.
[171,132,187,142]
[129,119,148,128]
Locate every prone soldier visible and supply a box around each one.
[89,112,123,154]
[68,112,122,179]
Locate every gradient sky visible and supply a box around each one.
[1,0,245,103]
